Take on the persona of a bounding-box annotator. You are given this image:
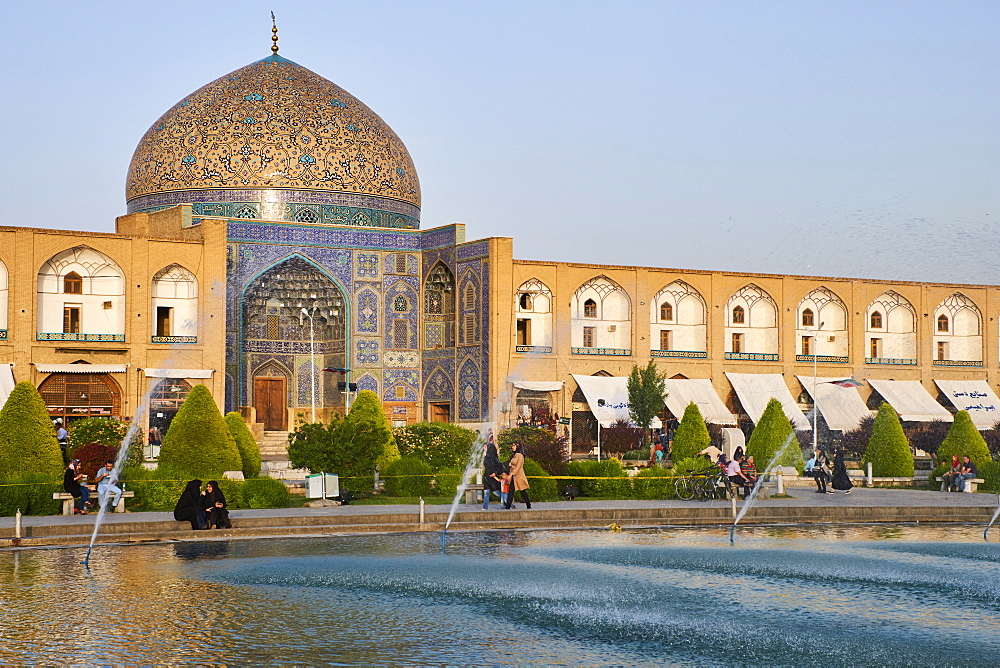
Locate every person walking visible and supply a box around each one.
[831,448,853,494]
[482,438,504,510]
[505,444,531,509]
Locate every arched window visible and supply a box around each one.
[63,272,83,294]
[801,308,814,327]
[583,299,597,318]
[732,305,745,324]
[870,311,883,329]
[937,314,949,332]
[519,293,531,310]
[424,263,456,349]
[660,302,673,321]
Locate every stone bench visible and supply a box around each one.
[936,476,985,493]
[464,483,484,504]
[53,488,135,515]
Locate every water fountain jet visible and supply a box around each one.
[730,433,799,544]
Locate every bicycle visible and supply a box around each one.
[674,467,731,501]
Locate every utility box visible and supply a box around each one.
[306,473,340,499]
[721,428,746,459]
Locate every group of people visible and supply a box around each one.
[62,459,123,514]
[173,479,231,530]
[942,455,979,492]
[482,440,531,510]
[804,448,854,494]
[716,446,758,499]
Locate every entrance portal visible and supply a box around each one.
[254,377,287,430]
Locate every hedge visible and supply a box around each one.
[158,385,242,477]
[671,402,711,462]
[382,456,432,496]
[225,412,261,478]
[747,398,804,472]
[394,422,477,470]
[863,403,914,477]
[0,382,63,480]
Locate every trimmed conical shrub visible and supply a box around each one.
[747,398,804,472]
[225,412,261,478]
[159,385,241,477]
[938,410,991,468]
[346,390,399,470]
[863,403,914,476]
[670,402,710,462]
[0,381,63,479]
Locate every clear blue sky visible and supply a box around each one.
[2,1,997,283]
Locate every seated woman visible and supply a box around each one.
[203,480,232,529]
[942,455,961,491]
[173,479,206,530]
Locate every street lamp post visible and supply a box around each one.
[300,307,316,424]
[812,321,825,453]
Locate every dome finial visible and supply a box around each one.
[270,11,279,54]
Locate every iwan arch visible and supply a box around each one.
[0,31,998,449]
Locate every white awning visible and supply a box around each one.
[662,379,737,425]
[571,374,662,429]
[867,379,953,422]
[35,364,128,373]
[934,380,1000,429]
[144,369,215,379]
[512,380,564,392]
[725,372,811,430]
[0,364,14,409]
[796,376,875,432]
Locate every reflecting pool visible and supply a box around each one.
[3,525,1000,665]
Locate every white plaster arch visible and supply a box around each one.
[515,278,553,348]
[865,291,916,360]
[724,284,778,354]
[649,280,706,352]
[0,260,9,331]
[795,286,848,357]
[37,246,125,337]
[151,264,198,339]
[572,276,631,350]
[934,293,982,362]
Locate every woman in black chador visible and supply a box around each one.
[174,479,207,529]
[203,480,232,529]
[482,439,504,510]
[831,448,854,494]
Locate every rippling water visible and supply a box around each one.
[2,525,999,665]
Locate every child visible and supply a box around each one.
[500,472,514,509]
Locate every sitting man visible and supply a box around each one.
[94,459,122,511]
[955,455,979,493]
[563,484,578,501]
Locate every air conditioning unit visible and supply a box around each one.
[608,325,617,332]
[103,301,113,309]
[827,335,836,342]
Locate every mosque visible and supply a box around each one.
[6,28,1000,455]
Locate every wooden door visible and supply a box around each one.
[430,402,450,423]
[254,377,286,431]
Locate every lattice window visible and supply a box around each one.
[659,330,671,350]
[393,295,408,312]
[395,385,406,399]
[583,326,595,347]
[732,332,743,353]
[463,314,476,344]
[732,306,745,324]
[424,264,455,315]
[660,302,673,321]
[395,254,407,274]
[463,284,476,311]
[233,206,258,219]
[801,308,814,327]
[584,299,597,318]
[295,208,318,223]
[937,315,949,332]
[266,315,279,339]
[64,272,82,294]
[870,311,883,329]
[392,320,408,349]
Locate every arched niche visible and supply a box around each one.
[865,291,916,361]
[37,246,125,340]
[649,280,706,354]
[724,284,778,356]
[151,264,198,341]
[934,293,982,364]
[795,286,848,358]
[514,278,553,350]
[572,276,631,351]
[423,262,455,349]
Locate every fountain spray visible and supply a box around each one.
[441,430,489,552]
[730,433,798,544]
[984,494,1000,541]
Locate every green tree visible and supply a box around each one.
[346,390,398,471]
[224,412,261,478]
[158,385,241,477]
[0,381,63,479]
[627,360,667,446]
[938,410,991,468]
[496,426,570,475]
[670,402,710,462]
[863,403,914,476]
[746,398,804,472]
[394,422,477,470]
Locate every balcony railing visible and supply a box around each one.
[865,357,917,366]
[725,352,778,361]
[151,336,198,344]
[933,359,984,367]
[651,349,708,359]
[515,345,552,353]
[796,354,849,363]
[37,332,125,342]
[572,347,631,356]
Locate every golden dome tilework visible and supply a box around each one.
[126,54,420,210]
